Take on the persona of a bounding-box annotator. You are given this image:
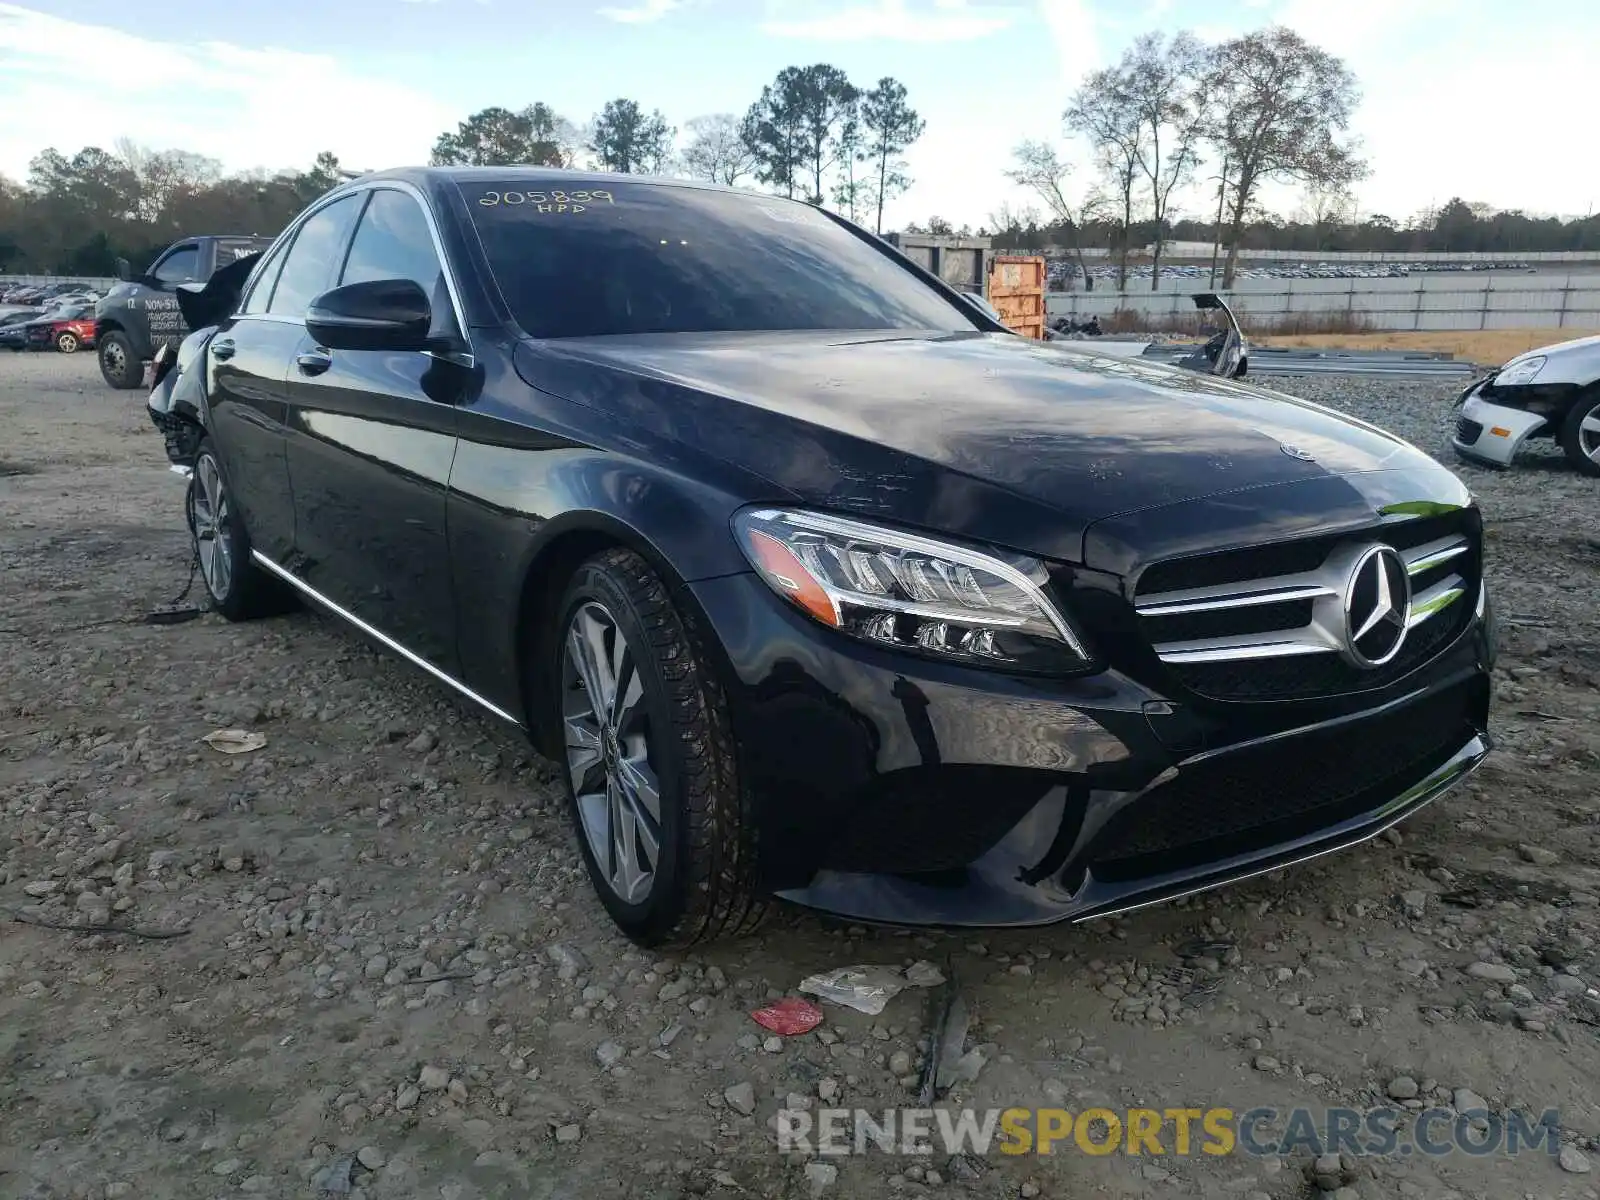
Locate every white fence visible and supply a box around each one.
[1043,247,1600,265]
[1048,272,1600,332]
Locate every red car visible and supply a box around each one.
[25,305,98,353]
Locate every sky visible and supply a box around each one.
[1,0,1595,231]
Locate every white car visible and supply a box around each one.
[1452,334,1600,477]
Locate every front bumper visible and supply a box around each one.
[689,571,1495,927]
[1451,389,1547,468]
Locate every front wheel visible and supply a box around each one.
[190,441,294,620]
[98,331,144,389]
[550,549,763,947]
[1559,392,1600,478]
[56,331,80,354]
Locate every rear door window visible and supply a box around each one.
[240,239,292,315]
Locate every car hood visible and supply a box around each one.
[518,330,1445,562]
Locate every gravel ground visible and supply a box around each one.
[2,353,1599,1200]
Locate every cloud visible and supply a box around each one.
[761,0,1014,42]
[0,4,455,181]
[597,0,682,21]
[1035,0,1097,86]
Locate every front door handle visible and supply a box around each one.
[296,350,332,376]
[211,338,236,361]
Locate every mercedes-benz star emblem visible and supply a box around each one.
[1279,443,1317,462]
[1342,545,1412,668]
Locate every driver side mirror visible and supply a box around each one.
[115,257,133,282]
[306,278,432,352]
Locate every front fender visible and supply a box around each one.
[445,367,794,727]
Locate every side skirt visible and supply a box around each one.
[249,549,524,730]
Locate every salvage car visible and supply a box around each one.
[0,307,43,350]
[147,168,1496,947]
[1452,333,1600,477]
[22,303,97,353]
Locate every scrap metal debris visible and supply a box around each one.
[201,729,267,754]
[4,906,191,940]
[912,958,985,1099]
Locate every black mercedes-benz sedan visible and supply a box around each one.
[146,166,1496,946]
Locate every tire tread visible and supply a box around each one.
[576,548,766,947]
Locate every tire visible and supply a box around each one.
[56,331,79,354]
[1559,391,1600,478]
[190,440,294,620]
[98,331,144,389]
[550,548,764,947]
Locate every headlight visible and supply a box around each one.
[732,507,1092,673]
[1495,355,1545,387]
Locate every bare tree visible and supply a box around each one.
[1204,26,1367,286]
[1066,68,1145,290]
[1297,181,1356,249]
[115,141,222,224]
[985,201,1043,238]
[1122,32,1208,289]
[1004,142,1109,291]
[681,114,759,186]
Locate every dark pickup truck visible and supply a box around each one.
[94,234,274,388]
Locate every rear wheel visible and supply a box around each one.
[98,331,144,389]
[55,331,80,354]
[551,548,763,947]
[191,441,294,620]
[1559,392,1600,478]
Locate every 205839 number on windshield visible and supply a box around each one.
[478,189,614,214]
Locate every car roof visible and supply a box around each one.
[344,165,757,200]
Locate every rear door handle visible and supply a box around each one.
[211,338,236,361]
[296,351,332,376]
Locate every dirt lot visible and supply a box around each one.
[1256,329,1599,366]
[3,352,1600,1200]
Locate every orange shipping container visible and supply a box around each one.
[987,255,1047,340]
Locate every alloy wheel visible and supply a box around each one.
[1582,411,1600,463]
[561,601,663,905]
[57,332,78,353]
[192,455,234,601]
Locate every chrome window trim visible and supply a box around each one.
[250,550,521,727]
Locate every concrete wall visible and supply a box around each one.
[2,275,117,290]
[1047,271,1600,331]
[1050,247,1600,264]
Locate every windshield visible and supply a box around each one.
[462,180,980,339]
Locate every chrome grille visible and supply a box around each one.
[1133,516,1480,701]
